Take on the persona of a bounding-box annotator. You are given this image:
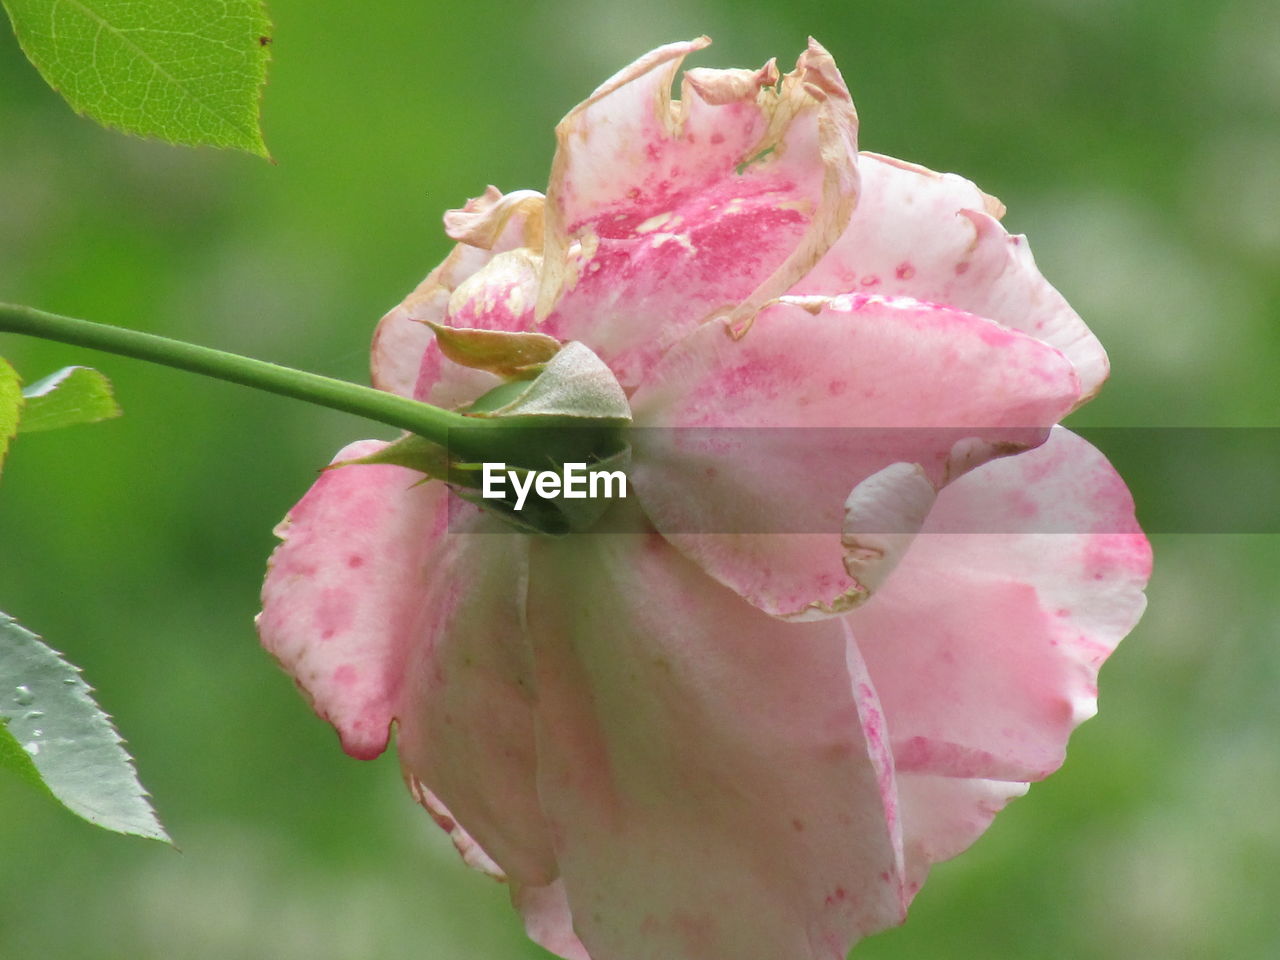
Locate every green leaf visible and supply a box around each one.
[2,0,272,156]
[18,365,122,434]
[0,356,19,470]
[0,717,49,793]
[0,611,170,843]
[336,432,452,478]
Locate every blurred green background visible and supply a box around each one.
[1,0,1277,957]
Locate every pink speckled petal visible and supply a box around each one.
[629,294,1081,619]
[371,243,491,397]
[513,880,592,960]
[413,248,544,409]
[798,153,1108,401]
[258,440,447,760]
[538,39,860,389]
[260,453,557,886]
[371,187,545,402]
[524,529,905,960]
[395,511,558,886]
[850,427,1151,788]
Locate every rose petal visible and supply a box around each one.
[629,294,1081,619]
[841,462,938,595]
[845,429,1148,894]
[257,440,447,760]
[443,185,545,251]
[537,38,860,390]
[798,152,1108,400]
[260,453,558,886]
[371,243,491,397]
[414,248,545,409]
[412,783,507,880]
[512,880,592,960]
[394,511,559,886]
[523,527,904,960]
[895,774,1029,897]
[371,187,545,402]
[849,427,1151,785]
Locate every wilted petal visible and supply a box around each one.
[395,512,559,886]
[412,784,507,880]
[541,37,714,235]
[849,426,1150,796]
[798,152,1108,400]
[841,462,938,595]
[258,440,447,760]
[524,528,905,960]
[630,294,1081,618]
[443,185,545,251]
[538,38,860,389]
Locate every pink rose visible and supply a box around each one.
[258,38,1151,960]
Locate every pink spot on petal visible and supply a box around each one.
[895,262,916,280]
[314,587,354,640]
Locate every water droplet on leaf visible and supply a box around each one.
[13,685,34,706]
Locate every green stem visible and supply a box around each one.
[0,303,511,460]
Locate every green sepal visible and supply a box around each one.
[427,322,561,381]
[337,341,635,535]
[332,433,451,477]
[544,445,633,534]
[457,446,633,536]
[464,379,533,415]
[454,485,566,535]
[466,341,631,422]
